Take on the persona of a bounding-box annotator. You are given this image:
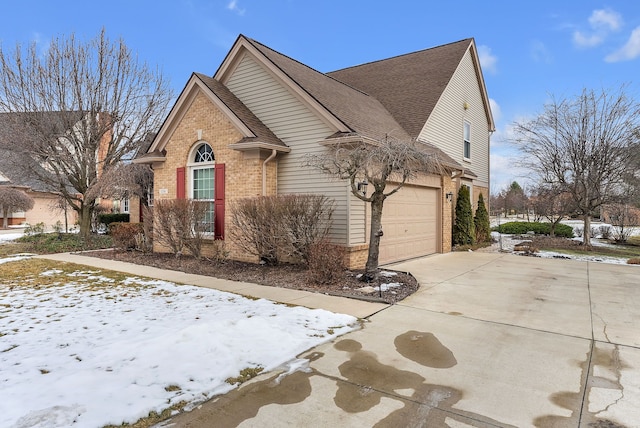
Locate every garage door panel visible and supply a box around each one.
[379,185,438,264]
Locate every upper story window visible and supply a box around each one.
[463,121,471,160]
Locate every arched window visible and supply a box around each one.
[189,143,215,234]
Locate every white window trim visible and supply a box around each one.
[463,120,471,161]
[187,141,216,235]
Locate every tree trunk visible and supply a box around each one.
[79,204,92,239]
[583,215,591,247]
[2,212,7,229]
[363,194,385,281]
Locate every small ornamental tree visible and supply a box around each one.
[306,137,444,281]
[474,193,491,243]
[0,187,35,229]
[453,185,475,246]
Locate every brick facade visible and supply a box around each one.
[152,91,277,262]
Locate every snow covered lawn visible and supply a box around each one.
[0,258,358,427]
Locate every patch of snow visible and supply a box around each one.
[379,271,397,277]
[0,233,24,243]
[0,254,32,265]
[0,271,358,427]
[537,251,633,265]
[376,282,402,292]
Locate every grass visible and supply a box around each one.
[0,232,112,257]
[0,258,145,290]
[225,366,265,385]
[14,232,112,254]
[101,401,188,428]
[453,241,493,252]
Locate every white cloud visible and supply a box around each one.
[605,26,640,62]
[227,0,245,15]
[490,151,533,192]
[531,40,552,63]
[477,45,497,74]
[589,9,622,31]
[572,8,622,48]
[573,31,604,48]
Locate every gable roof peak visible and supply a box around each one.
[330,38,474,74]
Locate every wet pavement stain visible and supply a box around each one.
[333,338,425,413]
[161,355,321,427]
[333,338,513,427]
[394,330,457,368]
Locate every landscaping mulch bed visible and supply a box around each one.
[83,250,419,304]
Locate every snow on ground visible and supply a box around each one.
[0,232,24,243]
[0,257,358,428]
[489,232,636,265]
[536,250,631,265]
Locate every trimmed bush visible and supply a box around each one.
[153,199,209,258]
[231,194,333,266]
[492,221,574,238]
[307,239,346,284]
[98,213,130,229]
[109,222,143,251]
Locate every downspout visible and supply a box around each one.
[262,149,277,196]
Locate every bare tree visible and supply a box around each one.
[529,184,574,236]
[0,187,34,229]
[0,29,173,238]
[512,86,640,246]
[306,137,444,281]
[86,163,154,206]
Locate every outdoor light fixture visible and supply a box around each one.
[357,179,368,196]
[446,192,453,202]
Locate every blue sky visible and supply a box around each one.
[2,0,639,192]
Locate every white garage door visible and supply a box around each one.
[379,185,438,264]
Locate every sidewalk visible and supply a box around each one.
[36,252,389,319]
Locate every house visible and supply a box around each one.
[0,112,80,230]
[135,35,494,267]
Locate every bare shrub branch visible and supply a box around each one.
[0,28,173,237]
[152,199,209,258]
[230,195,334,265]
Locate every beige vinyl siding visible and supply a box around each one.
[226,53,357,243]
[348,187,366,244]
[418,50,490,185]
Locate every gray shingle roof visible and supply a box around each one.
[244,37,473,142]
[327,39,473,140]
[195,73,287,149]
[244,37,413,142]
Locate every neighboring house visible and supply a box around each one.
[0,150,77,229]
[0,113,80,230]
[135,35,494,267]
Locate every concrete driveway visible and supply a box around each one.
[161,252,640,427]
